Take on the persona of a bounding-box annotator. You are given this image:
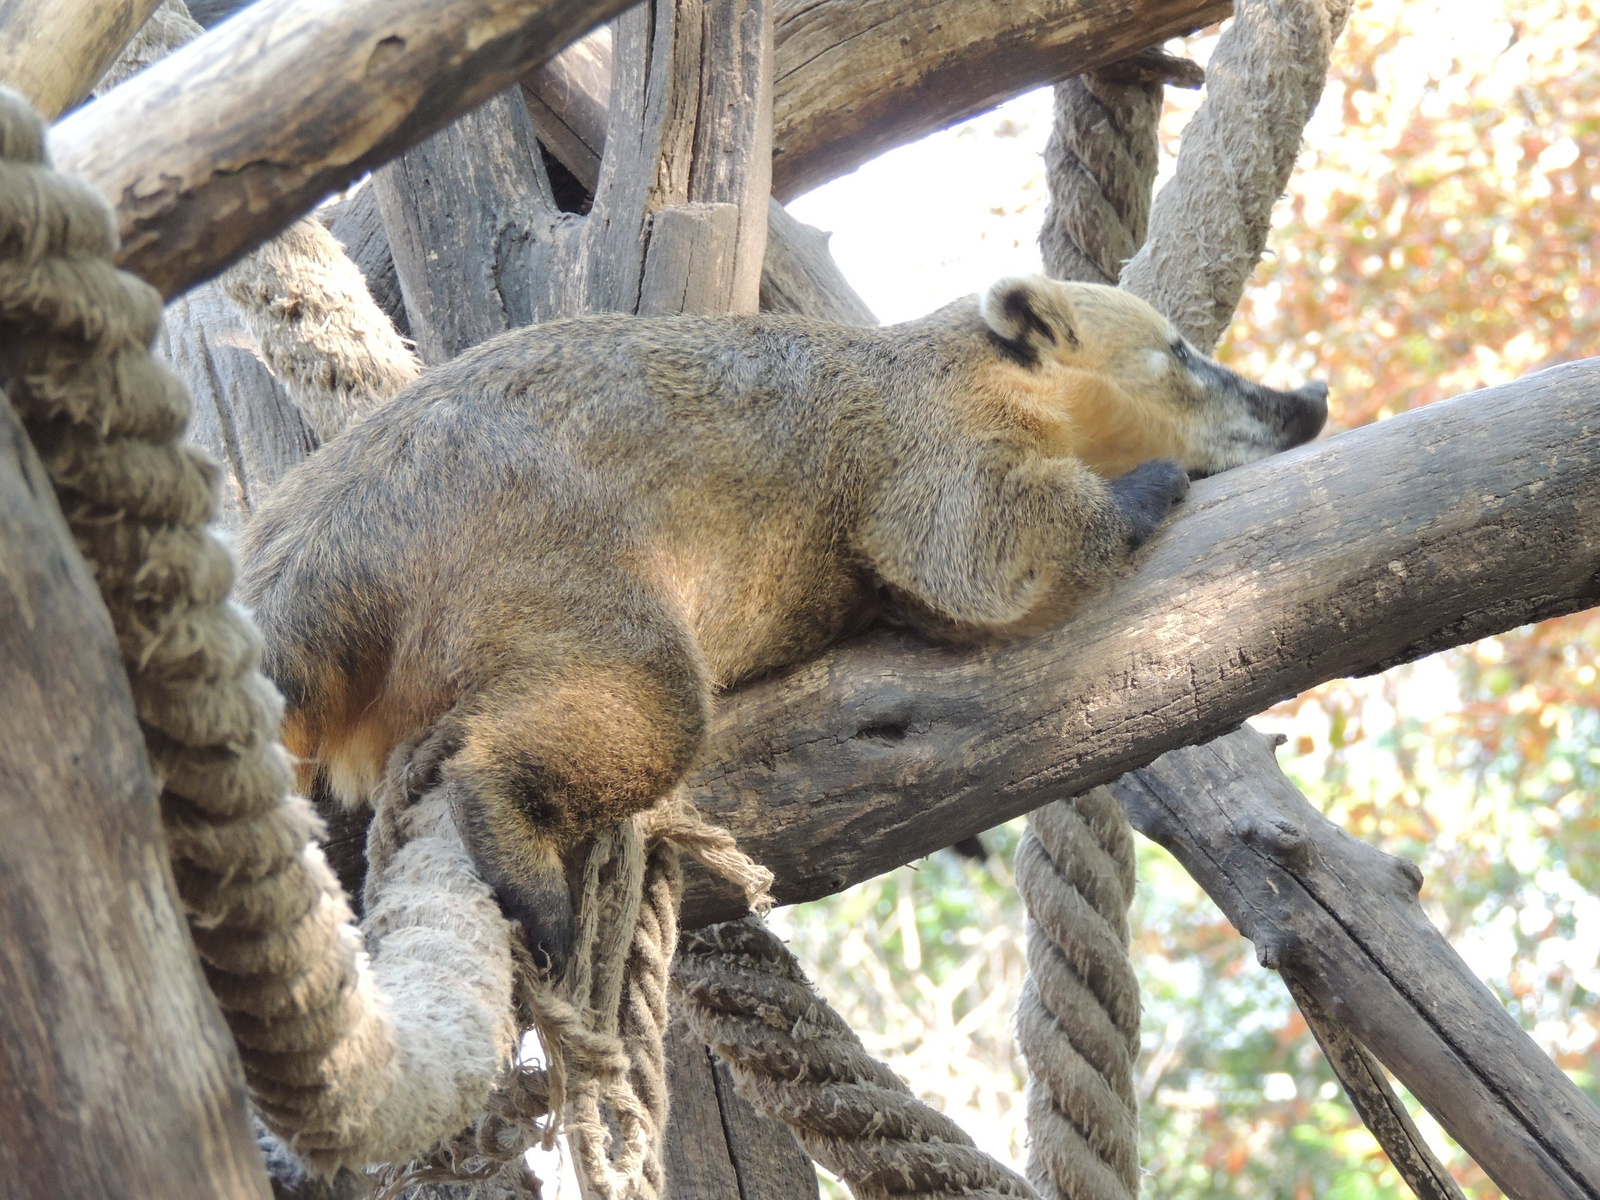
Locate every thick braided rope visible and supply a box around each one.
[1015,793,1141,1200]
[676,919,1037,1200]
[220,215,422,441]
[98,0,421,444]
[1028,46,1189,1200]
[1118,0,1353,351]
[0,89,517,1171]
[1040,48,1203,285]
[548,797,770,1200]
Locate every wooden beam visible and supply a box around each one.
[0,396,272,1200]
[49,0,636,299]
[1114,727,1600,1200]
[0,0,161,119]
[177,0,1234,200]
[681,360,1600,923]
[57,0,1227,301]
[769,0,1231,199]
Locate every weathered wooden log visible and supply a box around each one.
[160,280,317,525]
[769,0,1230,199]
[1113,727,1600,1200]
[663,1006,819,1200]
[59,0,1230,303]
[681,359,1600,923]
[371,87,555,362]
[0,0,161,118]
[49,0,638,299]
[509,28,876,326]
[376,0,772,345]
[1279,975,1465,1200]
[0,395,272,1199]
[179,0,1233,201]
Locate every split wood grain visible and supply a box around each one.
[1114,727,1600,1200]
[0,0,161,118]
[50,0,637,298]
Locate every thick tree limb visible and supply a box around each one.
[769,0,1229,199]
[183,0,1231,200]
[0,0,161,119]
[1113,727,1600,1200]
[0,395,272,1199]
[681,359,1600,923]
[49,0,637,299]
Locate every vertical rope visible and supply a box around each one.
[0,86,518,1173]
[1118,0,1353,350]
[1027,47,1200,1200]
[1015,793,1142,1200]
[1040,49,1203,285]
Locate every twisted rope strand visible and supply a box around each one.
[0,87,515,1172]
[1119,0,1352,350]
[1016,792,1141,1200]
[677,919,1038,1200]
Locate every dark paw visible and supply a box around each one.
[1110,458,1190,549]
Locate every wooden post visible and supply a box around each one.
[0,395,272,1199]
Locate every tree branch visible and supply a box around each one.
[49,0,638,299]
[769,0,1229,199]
[0,0,161,119]
[59,0,1228,302]
[681,360,1600,923]
[1113,727,1600,1200]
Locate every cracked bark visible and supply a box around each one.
[0,395,273,1199]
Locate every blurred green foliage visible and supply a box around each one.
[775,1,1600,1195]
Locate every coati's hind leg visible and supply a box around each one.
[444,631,708,972]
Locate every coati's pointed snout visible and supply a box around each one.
[1280,379,1329,447]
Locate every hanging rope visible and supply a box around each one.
[1014,794,1142,1200]
[219,215,421,442]
[382,797,771,1200]
[1028,45,1203,1200]
[0,84,777,1194]
[77,6,776,1191]
[676,919,1037,1200]
[0,86,517,1169]
[1118,0,1353,351]
[1039,48,1203,285]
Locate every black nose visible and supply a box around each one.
[1287,381,1329,445]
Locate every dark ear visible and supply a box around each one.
[979,275,1078,368]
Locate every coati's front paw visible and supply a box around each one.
[1110,458,1190,549]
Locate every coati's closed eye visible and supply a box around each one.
[1172,340,1193,366]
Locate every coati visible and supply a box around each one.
[238,275,1328,968]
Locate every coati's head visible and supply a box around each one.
[979,275,1328,478]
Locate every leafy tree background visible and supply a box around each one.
[770,1,1600,1196]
